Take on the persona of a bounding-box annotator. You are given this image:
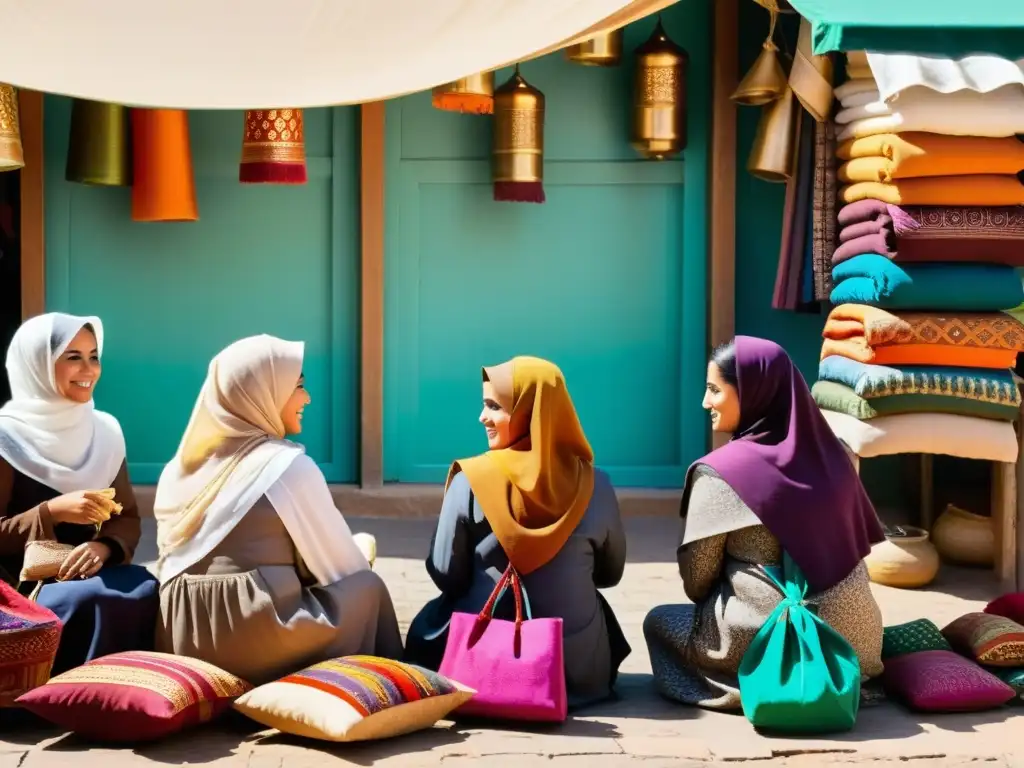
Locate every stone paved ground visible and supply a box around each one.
[1,516,1022,766]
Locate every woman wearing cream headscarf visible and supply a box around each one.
[405,356,630,708]
[154,335,403,685]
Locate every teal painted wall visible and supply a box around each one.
[43,101,361,483]
[383,0,711,488]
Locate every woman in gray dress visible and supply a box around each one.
[643,337,885,711]
[405,356,631,709]
[154,335,403,685]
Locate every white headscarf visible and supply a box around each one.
[0,313,126,493]
[154,334,368,584]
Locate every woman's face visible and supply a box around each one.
[480,381,513,450]
[703,361,740,434]
[54,327,101,404]
[280,374,311,435]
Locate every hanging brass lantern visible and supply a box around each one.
[631,18,688,161]
[432,72,495,115]
[493,66,545,204]
[65,99,132,186]
[565,29,624,67]
[747,85,797,182]
[732,6,787,106]
[0,85,24,172]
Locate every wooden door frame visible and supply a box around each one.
[19,89,45,320]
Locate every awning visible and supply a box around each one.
[788,0,1024,59]
[0,0,674,109]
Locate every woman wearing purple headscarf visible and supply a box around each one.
[643,337,884,711]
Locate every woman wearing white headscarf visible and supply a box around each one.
[0,313,159,673]
[154,334,403,684]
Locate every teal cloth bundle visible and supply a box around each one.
[830,255,1024,310]
[737,552,861,733]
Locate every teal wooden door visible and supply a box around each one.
[43,100,360,483]
[384,0,711,488]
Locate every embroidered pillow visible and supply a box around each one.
[942,613,1024,667]
[882,650,1014,712]
[233,656,474,742]
[16,651,250,742]
[0,581,62,706]
[985,593,1024,625]
[882,619,952,661]
[812,381,1018,421]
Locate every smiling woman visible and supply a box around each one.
[52,325,101,403]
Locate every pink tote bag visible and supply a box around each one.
[439,564,567,722]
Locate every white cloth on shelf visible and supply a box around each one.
[866,51,1024,103]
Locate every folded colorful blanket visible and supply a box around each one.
[840,215,893,243]
[812,380,1019,422]
[821,304,1024,368]
[894,205,1024,265]
[839,176,1024,206]
[833,231,896,264]
[830,255,1024,310]
[837,134,1024,181]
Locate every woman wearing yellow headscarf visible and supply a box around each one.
[405,356,630,708]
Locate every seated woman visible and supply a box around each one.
[0,313,159,673]
[644,337,885,711]
[154,335,403,685]
[405,356,630,709]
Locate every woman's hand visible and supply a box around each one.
[47,491,111,526]
[58,540,112,581]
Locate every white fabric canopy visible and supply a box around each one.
[0,0,675,109]
[865,51,1024,103]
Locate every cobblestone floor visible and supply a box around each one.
[1,516,1021,766]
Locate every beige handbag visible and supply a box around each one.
[19,540,74,583]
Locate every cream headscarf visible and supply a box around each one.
[0,313,125,493]
[154,334,368,584]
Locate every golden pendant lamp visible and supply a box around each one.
[65,99,132,187]
[131,109,198,222]
[0,85,24,171]
[492,66,545,204]
[565,28,624,67]
[631,18,688,161]
[432,72,495,115]
[747,85,797,182]
[239,109,308,184]
[732,5,787,107]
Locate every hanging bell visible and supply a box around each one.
[565,29,624,67]
[239,109,307,184]
[631,19,688,161]
[131,109,199,222]
[493,66,545,204]
[0,85,24,172]
[747,85,797,182]
[65,99,131,186]
[432,72,495,115]
[732,41,787,106]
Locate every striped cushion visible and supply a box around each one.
[0,581,62,706]
[16,651,250,742]
[234,656,474,742]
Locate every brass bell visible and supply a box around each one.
[432,72,495,115]
[747,85,797,182]
[0,85,24,172]
[492,66,545,203]
[631,18,688,161]
[65,99,132,186]
[733,42,787,106]
[565,29,624,67]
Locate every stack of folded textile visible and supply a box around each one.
[812,51,1024,463]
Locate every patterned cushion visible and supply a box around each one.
[0,581,62,706]
[882,619,952,660]
[882,650,1014,712]
[812,380,1019,421]
[942,613,1024,667]
[233,656,474,742]
[985,593,1024,625]
[16,651,250,742]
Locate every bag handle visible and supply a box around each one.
[477,564,530,629]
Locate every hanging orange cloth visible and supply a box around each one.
[131,109,198,222]
[445,356,595,575]
[239,109,307,184]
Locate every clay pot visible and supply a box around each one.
[865,525,940,589]
[932,504,994,567]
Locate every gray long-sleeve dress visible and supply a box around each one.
[404,469,631,709]
[643,464,884,711]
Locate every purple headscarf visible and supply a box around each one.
[687,336,884,593]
